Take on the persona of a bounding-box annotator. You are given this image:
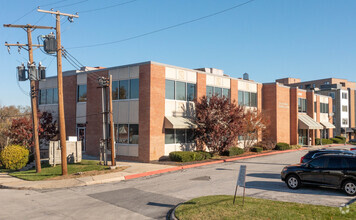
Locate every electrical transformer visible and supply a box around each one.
[17,64,27,81]
[44,33,57,54]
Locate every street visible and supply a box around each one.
[1,146,355,219]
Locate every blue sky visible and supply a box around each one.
[1,0,355,106]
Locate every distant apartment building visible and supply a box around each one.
[276,78,356,140]
[37,62,334,162]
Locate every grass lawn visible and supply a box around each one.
[7,160,112,181]
[175,195,356,220]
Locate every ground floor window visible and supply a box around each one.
[165,129,195,144]
[298,129,307,145]
[114,124,139,144]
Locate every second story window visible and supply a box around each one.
[77,85,87,102]
[298,98,307,113]
[166,80,196,101]
[320,103,329,113]
[238,91,257,107]
[342,105,348,112]
[207,86,230,99]
[113,79,139,100]
[39,88,58,105]
[314,102,317,113]
[342,92,348,99]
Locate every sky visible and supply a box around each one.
[1,0,355,106]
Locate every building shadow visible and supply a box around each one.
[247,173,281,179]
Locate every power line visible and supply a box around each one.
[68,0,256,49]
[78,0,140,13]
[55,0,89,9]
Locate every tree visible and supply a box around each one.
[240,109,269,150]
[194,95,244,154]
[0,105,30,149]
[5,111,58,151]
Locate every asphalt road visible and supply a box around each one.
[1,146,355,219]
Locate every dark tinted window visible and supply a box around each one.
[326,157,342,169]
[187,83,196,101]
[130,79,139,99]
[119,80,129,99]
[346,158,356,169]
[309,157,326,168]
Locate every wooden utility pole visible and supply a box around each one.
[109,75,116,166]
[4,24,53,173]
[37,9,79,175]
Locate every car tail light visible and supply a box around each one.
[300,156,304,163]
[351,148,356,151]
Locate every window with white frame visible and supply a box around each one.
[238,91,257,107]
[342,118,348,125]
[342,105,348,112]
[298,98,307,113]
[165,80,196,101]
[320,103,329,113]
[342,92,348,99]
[77,85,87,102]
[206,86,230,99]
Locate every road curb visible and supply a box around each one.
[123,147,308,181]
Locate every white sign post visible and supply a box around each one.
[233,165,247,206]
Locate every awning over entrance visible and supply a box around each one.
[164,116,197,129]
[319,121,336,129]
[341,127,355,133]
[298,114,323,130]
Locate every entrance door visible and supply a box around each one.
[77,127,86,152]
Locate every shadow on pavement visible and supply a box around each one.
[245,180,346,197]
[247,173,281,179]
[232,161,291,166]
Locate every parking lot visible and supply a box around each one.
[0,145,355,219]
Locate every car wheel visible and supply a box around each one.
[286,174,301,189]
[343,180,356,196]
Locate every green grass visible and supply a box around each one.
[8,160,109,181]
[175,195,356,220]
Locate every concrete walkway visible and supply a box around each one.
[0,162,175,190]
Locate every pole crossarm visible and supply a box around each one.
[5,43,43,47]
[3,24,53,29]
[37,9,79,18]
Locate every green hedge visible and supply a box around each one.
[315,138,333,145]
[229,147,244,156]
[0,145,29,170]
[169,151,212,162]
[330,138,344,144]
[251,147,263,152]
[275,142,292,151]
[335,136,346,142]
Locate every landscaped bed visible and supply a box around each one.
[174,195,356,220]
[4,160,128,181]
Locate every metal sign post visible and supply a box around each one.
[233,165,247,206]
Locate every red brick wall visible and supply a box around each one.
[316,96,321,139]
[306,91,315,145]
[63,75,77,137]
[138,63,165,162]
[85,70,108,156]
[257,84,262,113]
[196,73,206,100]
[230,79,238,104]
[262,84,277,141]
[276,85,291,144]
[290,88,298,145]
[328,97,333,138]
[350,89,355,139]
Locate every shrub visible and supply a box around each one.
[169,151,205,162]
[330,138,344,144]
[335,136,346,142]
[275,142,291,151]
[195,151,212,160]
[251,147,263,152]
[315,138,333,145]
[290,145,302,149]
[228,147,244,156]
[0,145,29,170]
[254,140,276,151]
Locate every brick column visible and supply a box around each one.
[230,79,238,104]
[328,97,334,138]
[63,75,77,138]
[139,63,165,162]
[196,73,206,101]
[316,96,321,139]
[349,88,355,139]
[306,91,315,145]
[290,88,298,145]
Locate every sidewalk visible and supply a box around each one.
[0,144,347,190]
[0,162,175,190]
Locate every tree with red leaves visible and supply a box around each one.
[5,112,58,151]
[194,95,244,154]
[240,109,269,149]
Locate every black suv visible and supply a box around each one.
[281,154,356,196]
[300,149,356,163]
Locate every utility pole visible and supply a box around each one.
[4,24,53,173]
[108,75,116,166]
[98,77,109,165]
[37,9,79,175]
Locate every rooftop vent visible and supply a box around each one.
[243,73,249,80]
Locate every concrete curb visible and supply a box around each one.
[123,147,309,180]
[168,203,182,220]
